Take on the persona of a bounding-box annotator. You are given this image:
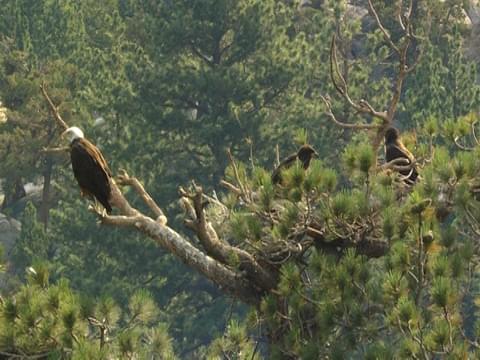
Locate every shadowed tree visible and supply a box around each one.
[3,1,480,358]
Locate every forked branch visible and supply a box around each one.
[324,0,424,151]
[180,185,278,291]
[320,94,380,130]
[329,36,388,123]
[117,168,167,224]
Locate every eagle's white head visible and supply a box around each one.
[62,126,84,143]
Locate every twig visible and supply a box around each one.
[320,95,380,130]
[220,180,242,196]
[0,351,54,359]
[41,146,70,154]
[329,36,389,122]
[453,136,475,151]
[40,83,68,130]
[226,148,250,202]
[275,144,280,167]
[367,0,400,54]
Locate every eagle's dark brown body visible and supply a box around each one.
[271,145,318,184]
[384,127,418,185]
[70,138,112,213]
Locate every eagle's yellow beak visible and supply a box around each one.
[61,129,68,138]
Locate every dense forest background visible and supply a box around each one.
[1,0,480,358]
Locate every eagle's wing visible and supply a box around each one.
[271,153,298,184]
[385,142,414,164]
[71,138,113,213]
[81,139,112,178]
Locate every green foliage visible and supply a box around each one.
[0,270,176,358]
[2,0,480,358]
[207,320,260,360]
[11,202,49,275]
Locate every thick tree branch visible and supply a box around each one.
[92,208,262,305]
[180,186,278,291]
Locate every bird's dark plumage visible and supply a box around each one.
[70,138,113,213]
[272,144,318,184]
[384,127,418,185]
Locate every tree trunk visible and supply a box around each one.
[39,156,53,230]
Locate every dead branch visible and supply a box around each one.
[329,37,388,123]
[219,179,242,196]
[93,208,262,304]
[367,0,400,55]
[320,95,380,130]
[40,83,69,131]
[453,137,475,152]
[377,157,415,172]
[116,169,167,224]
[226,148,251,202]
[365,0,420,120]
[324,0,424,157]
[180,185,278,291]
[41,146,70,155]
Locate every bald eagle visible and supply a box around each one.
[62,127,113,213]
[272,144,318,184]
[384,127,418,185]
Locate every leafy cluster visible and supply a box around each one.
[1,0,480,358]
[208,116,480,358]
[0,265,176,359]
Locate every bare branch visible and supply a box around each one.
[116,169,167,224]
[472,122,480,146]
[329,36,389,122]
[40,91,265,305]
[96,210,262,304]
[40,83,69,131]
[326,0,424,152]
[378,157,415,172]
[226,149,251,202]
[180,186,278,291]
[453,137,475,152]
[41,146,70,154]
[219,179,242,196]
[320,95,380,130]
[367,0,400,55]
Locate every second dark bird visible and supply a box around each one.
[384,127,418,185]
[272,144,318,184]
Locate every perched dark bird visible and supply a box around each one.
[272,144,318,184]
[384,127,418,185]
[62,126,113,214]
